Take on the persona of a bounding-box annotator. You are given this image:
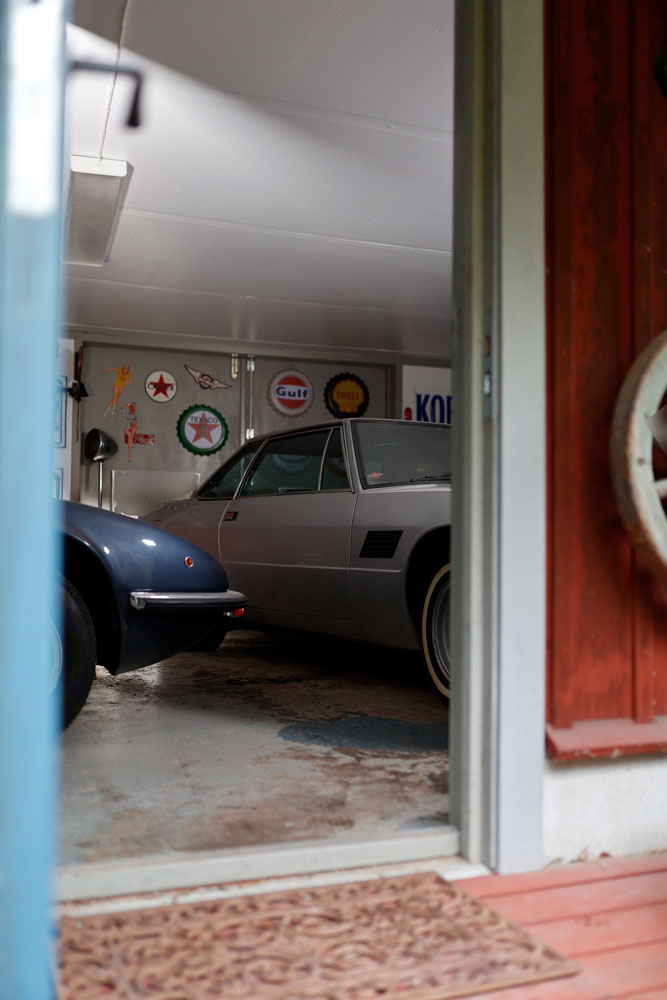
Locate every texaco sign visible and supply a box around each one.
[176,404,228,456]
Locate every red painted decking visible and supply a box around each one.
[460,852,667,999]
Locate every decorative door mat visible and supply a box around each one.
[57,872,579,999]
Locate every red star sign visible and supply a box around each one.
[148,373,175,398]
[188,414,218,443]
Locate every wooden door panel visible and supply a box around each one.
[546,0,667,737]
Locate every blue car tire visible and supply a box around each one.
[59,578,97,728]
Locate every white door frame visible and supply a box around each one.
[56,0,548,906]
[450,0,546,874]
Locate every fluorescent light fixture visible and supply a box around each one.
[64,155,132,266]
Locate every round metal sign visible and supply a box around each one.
[145,370,177,402]
[176,404,228,456]
[267,369,314,417]
[323,372,370,418]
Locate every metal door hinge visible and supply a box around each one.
[483,309,493,421]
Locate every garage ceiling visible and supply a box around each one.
[67,1,453,362]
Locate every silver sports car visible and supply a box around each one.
[142,419,452,696]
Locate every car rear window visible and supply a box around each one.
[353,421,452,488]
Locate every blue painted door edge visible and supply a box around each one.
[0,2,67,997]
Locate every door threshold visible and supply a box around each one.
[56,826,486,904]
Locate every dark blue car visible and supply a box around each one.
[55,501,246,727]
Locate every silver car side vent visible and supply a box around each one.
[359,530,402,559]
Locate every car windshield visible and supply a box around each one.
[353,421,452,488]
[197,439,263,500]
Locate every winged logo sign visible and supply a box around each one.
[184,364,231,391]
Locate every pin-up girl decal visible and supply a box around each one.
[121,401,139,460]
[102,363,132,415]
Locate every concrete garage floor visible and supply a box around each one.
[59,629,449,868]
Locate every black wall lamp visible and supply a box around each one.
[84,428,118,508]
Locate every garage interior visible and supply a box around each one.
[60,0,455,892]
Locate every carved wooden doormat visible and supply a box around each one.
[58,872,578,999]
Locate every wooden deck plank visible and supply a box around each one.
[459,855,667,999]
[458,976,604,1000]
[464,871,667,925]
[564,940,667,997]
[460,853,667,898]
[622,990,667,1000]
[462,939,667,1000]
[529,902,667,955]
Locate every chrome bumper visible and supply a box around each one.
[129,589,246,611]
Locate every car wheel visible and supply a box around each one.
[56,579,97,729]
[421,563,452,698]
[186,622,229,652]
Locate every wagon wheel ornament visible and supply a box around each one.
[610,328,667,582]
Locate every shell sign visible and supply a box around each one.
[324,372,370,419]
[267,369,313,417]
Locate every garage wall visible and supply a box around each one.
[77,343,243,510]
[75,342,393,511]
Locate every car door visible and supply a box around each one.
[218,427,357,620]
[153,439,264,558]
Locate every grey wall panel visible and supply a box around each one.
[79,344,241,508]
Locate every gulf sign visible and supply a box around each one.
[268,369,314,417]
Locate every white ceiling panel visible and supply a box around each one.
[67,1,454,362]
[69,214,450,309]
[73,0,454,130]
[68,278,449,357]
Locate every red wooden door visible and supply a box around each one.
[546,0,667,756]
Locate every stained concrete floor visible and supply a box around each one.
[59,629,449,867]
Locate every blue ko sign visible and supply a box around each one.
[401,365,452,425]
[416,392,452,424]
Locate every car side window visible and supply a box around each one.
[197,440,262,500]
[240,430,331,496]
[320,427,350,491]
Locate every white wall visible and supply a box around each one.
[543,756,667,862]
[401,365,451,424]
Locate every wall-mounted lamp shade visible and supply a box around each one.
[84,428,118,463]
[64,156,132,266]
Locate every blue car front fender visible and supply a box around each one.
[60,501,244,673]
